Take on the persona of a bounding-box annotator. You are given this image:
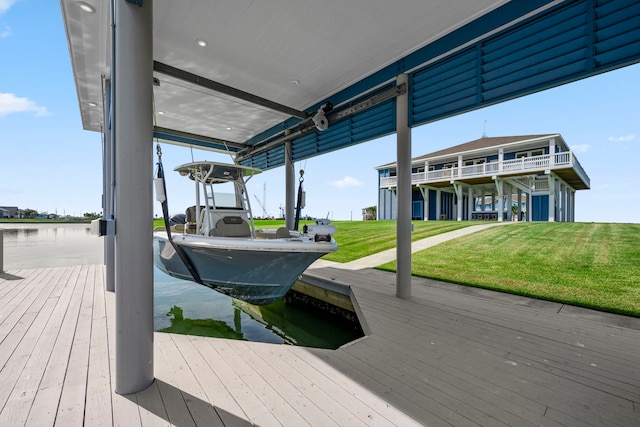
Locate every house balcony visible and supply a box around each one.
[379,151,590,191]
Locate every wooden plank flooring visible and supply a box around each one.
[0,265,638,426]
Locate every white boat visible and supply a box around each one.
[153,161,338,305]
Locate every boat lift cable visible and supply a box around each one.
[155,144,204,285]
[294,169,304,231]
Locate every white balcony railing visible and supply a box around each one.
[379,151,590,188]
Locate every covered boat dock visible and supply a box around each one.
[56,0,640,419]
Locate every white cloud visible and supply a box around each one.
[0,92,50,117]
[0,25,10,38]
[607,134,635,143]
[570,144,590,153]
[0,0,19,15]
[328,176,363,188]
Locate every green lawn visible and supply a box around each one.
[320,220,477,263]
[378,222,640,317]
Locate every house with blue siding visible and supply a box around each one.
[377,134,590,222]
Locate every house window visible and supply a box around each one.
[443,162,458,169]
[516,149,544,158]
[465,158,486,166]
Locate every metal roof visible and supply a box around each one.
[61,0,640,170]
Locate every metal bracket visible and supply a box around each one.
[125,0,143,6]
[236,82,407,161]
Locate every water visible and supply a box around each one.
[0,223,103,268]
[1,223,363,348]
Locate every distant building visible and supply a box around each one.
[376,134,590,222]
[0,206,22,219]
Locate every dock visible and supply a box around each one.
[1,264,639,426]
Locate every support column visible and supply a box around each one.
[495,180,504,222]
[571,190,576,222]
[285,141,295,230]
[506,184,513,221]
[467,187,474,221]
[548,175,555,222]
[419,186,429,221]
[517,189,522,221]
[528,192,533,222]
[114,0,154,395]
[436,189,442,220]
[103,79,115,293]
[395,73,411,300]
[453,183,463,221]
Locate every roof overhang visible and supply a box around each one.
[60,0,640,169]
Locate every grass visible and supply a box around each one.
[244,219,477,263]
[319,220,476,263]
[378,222,640,317]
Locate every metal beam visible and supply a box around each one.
[153,126,246,152]
[153,61,308,119]
[237,83,406,162]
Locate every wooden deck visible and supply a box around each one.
[0,265,638,426]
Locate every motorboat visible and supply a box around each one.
[153,161,338,305]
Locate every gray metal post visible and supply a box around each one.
[396,73,411,299]
[114,0,154,395]
[285,141,295,230]
[103,79,115,292]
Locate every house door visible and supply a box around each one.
[412,200,423,220]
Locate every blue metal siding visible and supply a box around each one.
[410,0,640,127]
[288,100,396,164]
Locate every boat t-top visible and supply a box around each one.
[153,160,338,305]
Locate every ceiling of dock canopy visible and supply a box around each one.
[62,0,640,170]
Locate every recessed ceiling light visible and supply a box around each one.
[77,1,96,13]
[290,80,300,86]
[88,102,97,107]
[196,38,208,47]
[158,111,165,115]
[225,126,233,130]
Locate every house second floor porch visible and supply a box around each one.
[379,150,590,191]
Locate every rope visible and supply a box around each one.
[294,169,304,231]
[156,144,204,285]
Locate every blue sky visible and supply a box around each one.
[1,1,638,223]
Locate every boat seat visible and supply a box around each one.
[185,205,206,223]
[275,227,291,238]
[211,216,251,237]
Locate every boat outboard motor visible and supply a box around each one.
[169,213,186,226]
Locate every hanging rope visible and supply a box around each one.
[294,169,304,231]
[156,144,204,284]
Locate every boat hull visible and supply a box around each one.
[153,235,331,305]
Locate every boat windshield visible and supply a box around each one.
[210,182,241,209]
